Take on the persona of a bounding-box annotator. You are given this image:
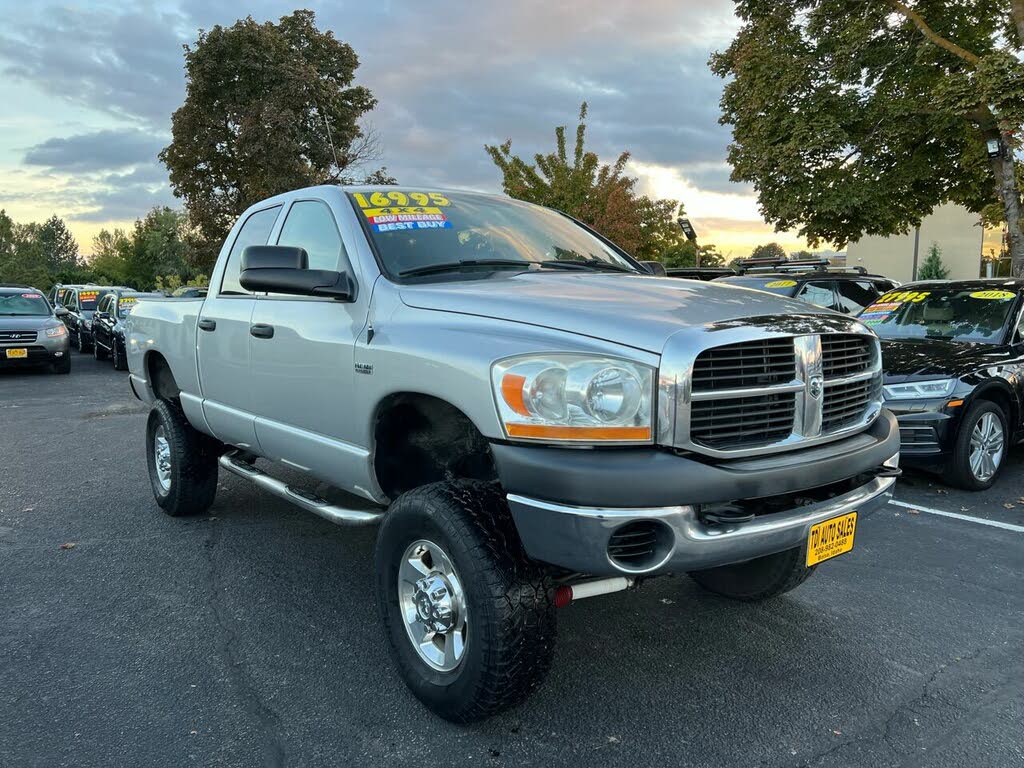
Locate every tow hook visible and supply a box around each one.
[872,465,902,479]
[554,576,636,608]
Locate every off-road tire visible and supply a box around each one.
[375,480,556,723]
[146,399,219,517]
[948,399,1007,491]
[689,546,815,601]
[93,338,108,361]
[52,355,71,374]
[112,339,128,371]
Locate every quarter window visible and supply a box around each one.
[219,206,283,296]
[276,200,347,272]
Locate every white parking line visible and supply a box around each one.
[888,499,1024,533]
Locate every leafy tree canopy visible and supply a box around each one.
[713,0,1024,271]
[485,103,683,260]
[749,242,788,261]
[161,10,384,248]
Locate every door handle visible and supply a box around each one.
[198,318,217,332]
[250,323,275,339]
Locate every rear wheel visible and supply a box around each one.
[146,399,219,516]
[689,546,815,601]
[949,400,1007,491]
[375,481,556,722]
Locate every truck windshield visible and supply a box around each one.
[860,288,1017,343]
[0,291,50,316]
[349,190,640,280]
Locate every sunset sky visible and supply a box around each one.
[0,0,819,259]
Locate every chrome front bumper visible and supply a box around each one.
[507,453,899,576]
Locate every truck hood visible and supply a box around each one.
[399,272,837,353]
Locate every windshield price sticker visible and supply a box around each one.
[21,293,42,299]
[878,290,929,304]
[765,279,797,288]
[119,297,138,308]
[969,289,1015,300]
[79,290,99,302]
[352,191,451,209]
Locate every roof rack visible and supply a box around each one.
[735,256,866,276]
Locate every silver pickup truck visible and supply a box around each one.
[126,185,900,722]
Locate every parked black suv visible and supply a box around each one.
[714,258,897,314]
[92,290,161,370]
[54,284,131,352]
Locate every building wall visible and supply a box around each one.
[846,203,984,283]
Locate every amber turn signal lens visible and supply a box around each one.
[501,373,530,416]
[504,424,652,441]
[946,399,964,408]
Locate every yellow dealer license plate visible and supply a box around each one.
[806,512,857,566]
[5,348,28,359]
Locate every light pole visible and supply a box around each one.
[677,217,698,265]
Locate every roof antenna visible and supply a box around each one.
[319,103,340,177]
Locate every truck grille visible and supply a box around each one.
[822,378,876,432]
[691,392,796,448]
[678,331,881,455]
[822,335,872,378]
[0,330,37,343]
[691,338,795,391]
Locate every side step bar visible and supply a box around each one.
[218,453,384,526]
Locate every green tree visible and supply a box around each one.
[712,1,1024,273]
[89,228,132,285]
[749,242,787,261]
[660,240,725,268]
[789,249,814,261]
[123,208,199,290]
[485,103,680,259]
[917,243,950,280]
[161,10,382,248]
[37,215,79,271]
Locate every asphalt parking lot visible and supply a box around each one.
[2,355,1022,768]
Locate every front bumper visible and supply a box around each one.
[494,410,900,576]
[886,399,961,463]
[0,336,70,368]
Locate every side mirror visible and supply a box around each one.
[54,306,70,317]
[639,260,667,276]
[239,245,354,301]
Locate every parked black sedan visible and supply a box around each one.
[91,290,161,370]
[862,280,1024,490]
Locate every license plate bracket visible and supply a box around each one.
[5,348,28,359]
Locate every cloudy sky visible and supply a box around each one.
[0,0,816,258]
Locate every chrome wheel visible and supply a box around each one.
[154,426,172,492]
[969,412,1004,482]
[398,539,468,672]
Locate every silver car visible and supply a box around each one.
[0,285,71,373]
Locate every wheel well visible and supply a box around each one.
[373,393,497,501]
[145,352,180,402]
[973,386,1015,423]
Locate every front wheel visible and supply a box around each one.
[375,481,556,722]
[689,546,815,601]
[949,400,1007,491]
[146,399,220,516]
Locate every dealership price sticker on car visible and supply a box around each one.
[806,512,857,566]
[352,190,453,232]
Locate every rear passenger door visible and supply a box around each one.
[197,204,282,449]
[247,198,370,483]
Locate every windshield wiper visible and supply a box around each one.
[539,259,635,273]
[399,259,533,278]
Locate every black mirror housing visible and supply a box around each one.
[239,244,355,300]
[240,245,308,271]
[54,306,70,317]
[640,260,668,276]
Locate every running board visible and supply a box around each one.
[218,453,383,526]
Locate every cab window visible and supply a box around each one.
[219,206,283,296]
[797,281,837,310]
[276,200,347,272]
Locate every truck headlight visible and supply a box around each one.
[492,354,654,443]
[882,378,957,400]
[45,324,67,338]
